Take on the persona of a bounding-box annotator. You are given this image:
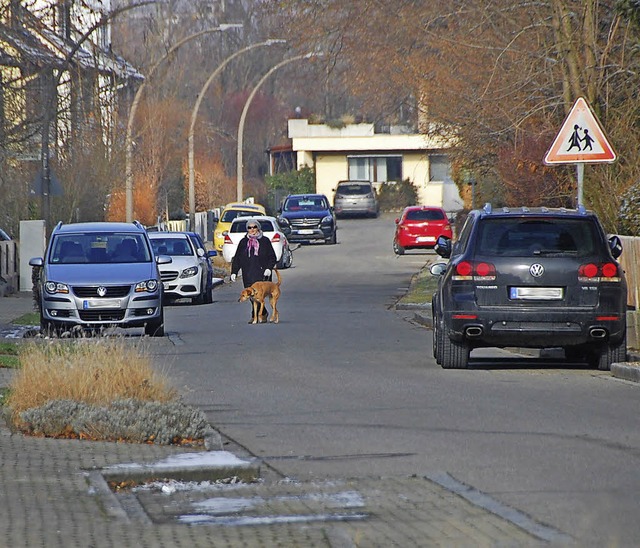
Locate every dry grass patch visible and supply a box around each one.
[7,339,177,418]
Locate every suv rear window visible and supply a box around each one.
[337,183,371,195]
[475,218,599,258]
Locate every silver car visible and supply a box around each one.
[333,181,379,218]
[29,221,169,337]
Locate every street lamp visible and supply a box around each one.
[188,39,286,229]
[236,52,322,202]
[125,24,243,222]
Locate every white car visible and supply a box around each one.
[148,232,214,304]
[222,215,293,269]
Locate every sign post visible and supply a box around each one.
[543,97,616,206]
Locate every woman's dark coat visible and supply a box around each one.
[231,235,277,287]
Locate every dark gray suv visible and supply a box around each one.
[430,204,627,370]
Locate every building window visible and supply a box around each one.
[429,154,450,181]
[348,155,402,182]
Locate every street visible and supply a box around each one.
[158,213,640,546]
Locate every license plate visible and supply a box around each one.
[298,229,314,235]
[510,287,563,300]
[416,236,436,243]
[83,299,120,309]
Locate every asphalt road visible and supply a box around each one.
[158,212,640,546]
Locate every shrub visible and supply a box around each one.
[378,179,419,211]
[618,182,640,235]
[3,340,212,445]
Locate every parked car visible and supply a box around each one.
[393,206,453,255]
[184,231,221,295]
[29,221,168,336]
[213,202,266,252]
[430,203,627,370]
[333,180,379,218]
[148,231,214,304]
[277,194,337,244]
[222,215,293,269]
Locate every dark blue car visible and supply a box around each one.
[277,194,337,244]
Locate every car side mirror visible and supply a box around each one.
[156,255,172,265]
[429,262,448,276]
[29,257,44,267]
[434,235,452,258]
[197,248,205,257]
[207,250,217,257]
[608,235,623,259]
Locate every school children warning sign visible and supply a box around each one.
[543,97,616,165]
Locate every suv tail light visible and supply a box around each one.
[454,261,496,280]
[271,233,281,243]
[223,234,233,244]
[578,262,621,281]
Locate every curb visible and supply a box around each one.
[100,452,261,484]
[610,362,640,383]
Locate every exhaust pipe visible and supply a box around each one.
[589,328,607,339]
[465,326,483,338]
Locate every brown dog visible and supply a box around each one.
[238,269,281,324]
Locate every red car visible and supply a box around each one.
[393,206,453,255]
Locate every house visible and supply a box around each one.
[0,1,142,164]
[279,119,462,210]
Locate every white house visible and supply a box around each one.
[284,119,461,210]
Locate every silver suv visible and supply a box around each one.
[30,221,170,336]
[333,181,379,218]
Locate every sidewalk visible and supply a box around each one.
[0,292,561,546]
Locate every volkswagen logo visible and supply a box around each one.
[529,263,545,277]
[97,286,108,297]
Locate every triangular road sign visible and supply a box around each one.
[544,97,616,164]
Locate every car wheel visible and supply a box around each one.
[591,335,627,371]
[144,309,165,337]
[393,239,405,255]
[283,247,293,268]
[325,231,337,245]
[440,333,469,369]
[204,286,213,304]
[194,291,205,305]
[433,317,444,365]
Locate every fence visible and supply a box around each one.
[0,240,19,296]
[619,236,640,309]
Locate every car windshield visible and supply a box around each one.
[337,184,371,195]
[475,218,599,258]
[221,209,261,222]
[284,197,327,212]
[231,220,275,233]
[50,233,152,264]
[150,238,193,256]
[405,209,445,221]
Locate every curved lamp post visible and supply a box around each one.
[236,52,323,202]
[188,39,286,229]
[125,24,242,222]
